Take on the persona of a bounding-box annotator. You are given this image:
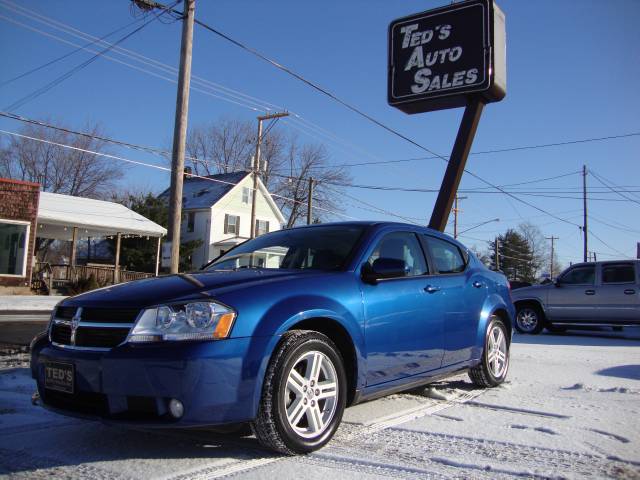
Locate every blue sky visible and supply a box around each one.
[1,0,639,268]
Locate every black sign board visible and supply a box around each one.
[388,0,506,114]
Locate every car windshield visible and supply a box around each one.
[206,225,365,271]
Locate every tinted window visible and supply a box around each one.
[368,232,428,276]
[559,266,595,285]
[602,264,636,284]
[208,225,364,271]
[426,236,466,274]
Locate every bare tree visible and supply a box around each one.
[185,117,350,227]
[518,222,548,279]
[271,138,350,227]
[186,118,254,175]
[0,121,124,198]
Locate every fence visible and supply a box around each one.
[32,262,154,294]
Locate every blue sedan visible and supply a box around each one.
[31,221,514,454]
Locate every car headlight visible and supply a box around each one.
[128,302,236,343]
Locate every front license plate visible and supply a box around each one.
[44,361,75,394]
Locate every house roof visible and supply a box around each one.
[37,191,166,239]
[158,171,251,210]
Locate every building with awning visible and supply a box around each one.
[0,177,166,294]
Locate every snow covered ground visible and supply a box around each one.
[0,296,65,312]
[0,329,638,479]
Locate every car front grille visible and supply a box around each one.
[50,307,140,350]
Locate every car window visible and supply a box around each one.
[368,232,428,276]
[602,264,636,284]
[207,226,364,271]
[425,236,466,274]
[558,266,595,285]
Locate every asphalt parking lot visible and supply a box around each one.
[1,328,639,479]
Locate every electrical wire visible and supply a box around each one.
[3,2,181,111]
[0,16,146,88]
[0,128,355,221]
[589,169,640,206]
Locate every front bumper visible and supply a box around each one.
[31,335,274,427]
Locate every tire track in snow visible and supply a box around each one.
[325,426,640,479]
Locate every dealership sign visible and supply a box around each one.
[388,0,506,114]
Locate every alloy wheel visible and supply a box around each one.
[487,324,508,378]
[516,308,539,333]
[284,350,338,439]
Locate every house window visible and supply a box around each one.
[224,214,240,235]
[187,211,195,233]
[255,219,270,237]
[0,219,30,277]
[242,187,252,204]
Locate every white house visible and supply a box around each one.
[159,171,286,269]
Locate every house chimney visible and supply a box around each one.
[183,166,192,180]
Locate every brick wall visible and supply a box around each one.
[0,177,40,288]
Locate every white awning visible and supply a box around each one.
[37,192,166,240]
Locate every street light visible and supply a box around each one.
[457,218,500,236]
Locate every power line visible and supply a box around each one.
[276,132,640,170]
[0,1,390,164]
[0,15,145,88]
[589,169,640,207]
[3,2,180,111]
[0,128,356,221]
[588,229,633,259]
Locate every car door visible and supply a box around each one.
[598,262,639,323]
[361,230,444,386]
[423,235,486,367]
[547,264,599,321]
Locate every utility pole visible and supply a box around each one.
[250,111,289,238]
[166,0,195,274]
[582,164,588,263]
[494,236,500,271]
[546,236,559,279]
[307,177,314,225]
[452,195,467,239]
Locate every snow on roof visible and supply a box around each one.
[157,171,250,210]
[38,191,166,237]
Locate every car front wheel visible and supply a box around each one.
[469,316,510,388]
[252,330,346,455]
[515,304,544,334]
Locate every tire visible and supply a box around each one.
[251,330,347,455]
[469,316,510,388]
[515,303,545,334]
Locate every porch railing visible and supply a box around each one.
[32,262,154,294]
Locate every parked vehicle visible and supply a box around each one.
[511,261,640,334]
[31,222,514,454]
[509,280,532,290]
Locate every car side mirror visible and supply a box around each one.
[362,258,408,284]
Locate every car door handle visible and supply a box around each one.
[424,285,440,293]
[624,289,636,295]
[585,289,596,295]
[472,281,484,289]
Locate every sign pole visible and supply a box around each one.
[428,97,484,232]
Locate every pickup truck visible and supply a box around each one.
[511,261,640,334]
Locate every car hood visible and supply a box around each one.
[62,269,324,309]
[511,284,549,298]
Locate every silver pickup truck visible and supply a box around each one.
[511,260,640,334]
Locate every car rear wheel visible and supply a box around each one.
[515,304,544,334]
[469,316,510,388]
[251,330,346,455]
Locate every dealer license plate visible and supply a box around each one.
[44,361,75,394]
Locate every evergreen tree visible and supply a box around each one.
[113,193,202,273]
[489,229,536,282]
